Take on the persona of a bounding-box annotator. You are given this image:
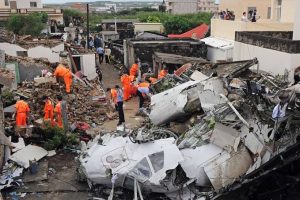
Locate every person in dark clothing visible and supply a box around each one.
[94,36,101,48]
[115,85,125,126]
[96,46,104,64]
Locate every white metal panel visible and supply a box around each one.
[81,54,97,80]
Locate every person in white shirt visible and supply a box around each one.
[104,46,112,64]
[241,12,248,22]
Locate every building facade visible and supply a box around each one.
[166,0,218,14]
[198,0,219,13]
[166,0,198,14]
[0,0,42,9]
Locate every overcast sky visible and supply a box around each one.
[43,0,161,4]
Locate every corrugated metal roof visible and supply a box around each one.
[201,37,234,50]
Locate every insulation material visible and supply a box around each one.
[9,145,48,168]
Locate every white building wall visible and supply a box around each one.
[166,0,198,14]
[9,0,42,8]
[27,44,64,63]
[207,47,233,63]
[233,41,300,81]
[0,43,27,57]
[82,54,97,80]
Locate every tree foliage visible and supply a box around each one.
[6,13,48,36]
[163,13,212,34]
[88,11,213,35]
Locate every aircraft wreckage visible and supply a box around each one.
[78,59,300,199]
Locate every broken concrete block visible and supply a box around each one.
[9,145,48,168]
[34,77,57,86]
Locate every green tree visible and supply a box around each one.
[146,16,161,23]
[6,14,24,34]
[6,13,47,36]
[22,13,46,36]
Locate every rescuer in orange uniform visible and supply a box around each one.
[106,87,118,110]
[54,95,63,128]
[158,67,168,79]
[43,96,54,125]
[52,63,73,93]
[121,73,131,101]
[138,80,150,88]
[15,96,30,127]
[130,60,139,77]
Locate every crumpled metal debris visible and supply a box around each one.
[78,58,300,199]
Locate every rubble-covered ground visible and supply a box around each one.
[2,50,300,200]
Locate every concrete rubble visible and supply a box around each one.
[76,58,300,200]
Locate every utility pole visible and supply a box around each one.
[86,3,90,49]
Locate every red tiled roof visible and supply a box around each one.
[168,24,209,40]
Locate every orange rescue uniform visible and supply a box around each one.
[121,74,131,101]
[54,64,72,93]
[130,63,138,77]
[158,69,168,79]
[54,101,63,128]
[44,99,54,124]
[15,100,30,127]
[139,82,150,88]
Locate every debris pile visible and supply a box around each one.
[4,79,110,127]
[77,58,300,199]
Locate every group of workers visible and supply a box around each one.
[15,95,64,129]
[107,59,169,126]
[15,62,73,130]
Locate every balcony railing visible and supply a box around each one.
[235,31,300,54]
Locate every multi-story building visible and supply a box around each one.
[165,0,218,14]
[166,0,198,14]
[209,0,300,81]
[198,0,219,13]
[0,0,42,9]
[0,0,63,33]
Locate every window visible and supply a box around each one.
[267,7,271,19]
[129,157,152,181]
[276,0,282,21]
[30,2,37,7]
[4,0,8,6]
[149,152,164,172]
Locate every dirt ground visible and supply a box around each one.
[100,63,143,131]
[3,62,143,200]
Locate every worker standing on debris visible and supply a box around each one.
[158,66,168,79]
[115,85,125,126]
[137,82,150,109]
[54,95,63,128]
[43,96,54,125]
[15,96,30,127]
[130,60,139,77]
[52,63,73,94]
[121,73,131,101]
[106,88,118,110]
